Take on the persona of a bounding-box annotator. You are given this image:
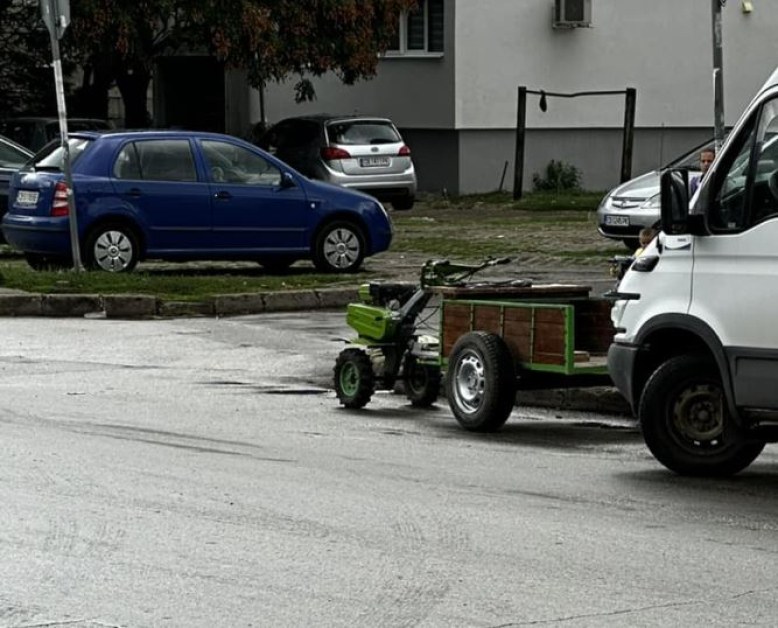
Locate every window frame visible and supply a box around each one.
[385,0,444,58]
[708,95,778,233]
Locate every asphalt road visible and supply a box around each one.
[1,313,778,628]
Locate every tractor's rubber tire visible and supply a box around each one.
[404,356,441,407]
[639,354,765,476]
[445,331,516,431]
[334,348,375,409]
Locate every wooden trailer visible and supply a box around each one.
[434,283,614,431]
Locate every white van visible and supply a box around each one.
[608,65,778,477]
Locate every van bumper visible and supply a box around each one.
[607,341,639,415]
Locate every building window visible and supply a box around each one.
[387,0,444,55]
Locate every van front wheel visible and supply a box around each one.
[639,354,764,476]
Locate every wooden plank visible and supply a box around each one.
[533,326,566,354]
[473,305,501,335]
[503,307,532,323]
[434,284,591,299]
[533,352,567,365]
[502,320,531,362]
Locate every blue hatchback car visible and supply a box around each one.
[2,130,393,273]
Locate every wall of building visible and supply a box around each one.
[258,1,457,130]
[457,127,711,195]
[453,0,776,130]
[259,0,778,194]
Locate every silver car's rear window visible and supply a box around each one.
[327,121,401,146]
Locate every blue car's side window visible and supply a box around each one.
[201,140,281,187]
[113,143,142,179]
[129,139,198,182]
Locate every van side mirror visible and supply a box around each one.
[660,168,690,234]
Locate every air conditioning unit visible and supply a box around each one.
[553,0,592,29]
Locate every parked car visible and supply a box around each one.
[0,117,113,152]
[0,134,33,225]
[596,139,715,249]
[259,115,417,211]
[2,130,393,273]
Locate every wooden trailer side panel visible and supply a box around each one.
[441,300,573,371]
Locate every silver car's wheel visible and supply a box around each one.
[313,221,365,273]
[86,225,140,272]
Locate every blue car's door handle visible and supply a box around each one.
[124,188,142,197]
[214,191,231,200]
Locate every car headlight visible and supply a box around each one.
[640,193,661,210]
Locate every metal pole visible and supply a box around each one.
[620,87,636,183]
[711,0,725,153]
[49,26,82,272]
[513,86,527,201]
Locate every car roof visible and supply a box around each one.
[67,129,255,142]
[276,114,394,125]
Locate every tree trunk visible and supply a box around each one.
[115,67,152,128]
[71,62,112,119]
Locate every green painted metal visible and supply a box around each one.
[339,362,360,396]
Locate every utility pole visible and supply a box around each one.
[711,0,726,153]
[40,0,82,272]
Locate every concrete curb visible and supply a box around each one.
[0,287,359,319]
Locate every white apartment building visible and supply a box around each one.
[257,0,778,194]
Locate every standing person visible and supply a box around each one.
[690,147,715,195]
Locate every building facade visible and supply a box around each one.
[257,0,778,195]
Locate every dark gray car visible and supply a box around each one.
[0,117,113,152]
[0,134,33,231]
[259,115,417,210]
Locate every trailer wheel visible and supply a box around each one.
[334,348,375,409]
[403,356,441,407]
[446,331,516,431]
[639,354,765,476]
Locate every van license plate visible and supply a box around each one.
[605,215,630,226]
[16,190,39,206]
[359,157,390,167]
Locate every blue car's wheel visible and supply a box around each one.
[313,221,365,273]
[85,224,140,273]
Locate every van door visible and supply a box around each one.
[690,93,778,408]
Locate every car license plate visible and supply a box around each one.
[359,157,390,168]
[605,215,630,227]
[16,190,39,206]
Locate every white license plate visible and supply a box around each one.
[16,190,39,206]
[359,157,390,168]
[605,215,630,227]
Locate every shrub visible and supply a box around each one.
[532,160,582,192]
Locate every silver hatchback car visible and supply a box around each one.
[597,139,714,249]
[260,115,417,210]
